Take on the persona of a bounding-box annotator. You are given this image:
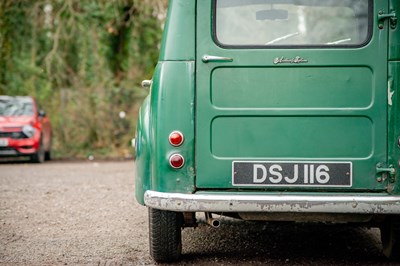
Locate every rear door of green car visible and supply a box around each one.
[196,0,389,191]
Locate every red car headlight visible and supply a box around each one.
[22,125,35,138]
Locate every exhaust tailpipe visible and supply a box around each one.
[205,213,221,228]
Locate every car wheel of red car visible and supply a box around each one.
[381,216,400,260]
[31,141,45,163]
[148,207,182,262]
[45,135,52,161]
[45,150,51,161]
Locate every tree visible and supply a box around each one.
[0,0,168,158]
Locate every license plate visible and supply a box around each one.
[233,161,352,187]
[0,138,8,147]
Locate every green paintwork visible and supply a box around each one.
[388,62,400,193]
[195,1,390,191]
[135,0,196,205]
[212,67,373,108]
[148,61,195,193]
[158,0,195,61]
[389,0,399,60]
[387,0,400,194]
[135,0,400,205]
[135,60,196,204]
[212,117,373,159]
[135,96,151,205]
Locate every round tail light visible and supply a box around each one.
[169,154,185,169]
[169,131,184,146]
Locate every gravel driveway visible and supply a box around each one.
[0,161,397,265]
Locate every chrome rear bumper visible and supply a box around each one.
[144,190,400,214]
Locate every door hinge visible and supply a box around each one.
[376,163,396,183]
[388,79,395,106]
[378,11,397,29]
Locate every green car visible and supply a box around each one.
[134,0,400,262]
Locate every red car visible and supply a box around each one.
[0,96,52,163]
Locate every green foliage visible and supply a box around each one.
[0,0,167,159]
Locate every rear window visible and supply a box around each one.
[214,0,371,48]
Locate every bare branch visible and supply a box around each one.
[44,1,68,76]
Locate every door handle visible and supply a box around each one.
[202,55,234,63]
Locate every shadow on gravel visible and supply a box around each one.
[180,218,393,266]
[0,157,32,164]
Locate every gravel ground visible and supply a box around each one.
[0,161,398,265]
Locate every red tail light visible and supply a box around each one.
[169,131,184,146]
[169,154,185,169]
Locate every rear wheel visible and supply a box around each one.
[381,216,400,260]
[31,140,45,163]
[45,136,52,161]
[44,151,51,161]
[45,150,51,161]
[148,208,182,262]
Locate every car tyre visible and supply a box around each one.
[381,216,400,260]
[45,136,52,161]
[45,151,51,161]
[148,207,182,262]
[31,140,45,163]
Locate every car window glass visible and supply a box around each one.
[0,99,34,116]
[215,0,370,47]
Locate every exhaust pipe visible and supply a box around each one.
[205,213,221,228]
[208,218,221,228]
